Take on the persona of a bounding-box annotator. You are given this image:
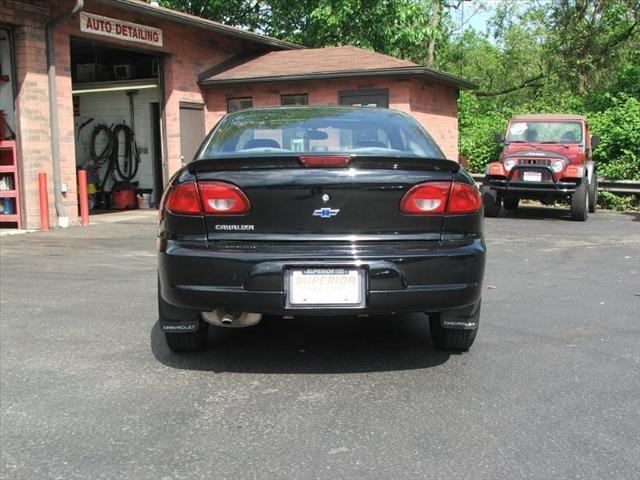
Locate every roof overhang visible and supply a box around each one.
[92,0,301,50]
[199,66,478,90]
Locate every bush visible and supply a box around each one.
[458,93,507,173]
[598,191,639,211]
[589,95,640,181]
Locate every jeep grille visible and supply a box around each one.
[516,158,551,166]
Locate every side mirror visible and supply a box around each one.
[494,132,504,144]
[591,134,600,147]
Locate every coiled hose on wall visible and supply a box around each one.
[88,123,140,190]
[111,123,140,182]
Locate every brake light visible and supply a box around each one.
[400,182,481,215]
[164,181,250,215]
[299,155,351,167]
[448,182,482,213]
[198,181,250,214]
[165,183,201,215]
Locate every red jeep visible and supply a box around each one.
[482,114,599,221]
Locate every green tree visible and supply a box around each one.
[544,0,640,94]
[159,0,265,28]
[160,0,455,65]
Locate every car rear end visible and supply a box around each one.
[157,107,486,352]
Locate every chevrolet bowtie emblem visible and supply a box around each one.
[313,207,340,218]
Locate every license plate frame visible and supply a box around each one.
[523,171,542,182]
[285,268,366,308]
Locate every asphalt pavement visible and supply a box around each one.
[1,207,639,479]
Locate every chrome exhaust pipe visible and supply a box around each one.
[201,309,262,328]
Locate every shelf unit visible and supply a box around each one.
[0,140,21,228]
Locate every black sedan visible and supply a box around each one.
[157,107,486,353]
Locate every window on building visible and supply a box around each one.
[227,97,253,113]
[281,94,308,106]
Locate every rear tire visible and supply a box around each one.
[588,176,597,213]
[482,185,501,218]
[158,283,209,353]
[503,197,519,210]
[570,179,589,221]
[429,300,480,352]
[164,327,209,353]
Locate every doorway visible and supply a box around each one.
[179,102,206,165]
[151,102,164,205]
[70,39,164,213]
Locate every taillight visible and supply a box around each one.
[198,182,250,214]
[401,182,450,214]
[299,155,351,167]
[400,181,481,215]
[448,182,482,213]
[164,181,250,215]
[166,183,201,215]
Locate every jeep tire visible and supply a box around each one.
[588,176,597,213]
[482,185,501,217]
[503,197,519,210]
[570,179,589,221]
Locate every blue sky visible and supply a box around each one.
[451,0,503,35]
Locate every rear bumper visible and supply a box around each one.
[158,239,486,315]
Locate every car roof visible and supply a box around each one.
[510,113,587,122]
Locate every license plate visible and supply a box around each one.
[287,268,364,306]
[523,171,542,182]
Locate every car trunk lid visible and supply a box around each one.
[190,156,459,241]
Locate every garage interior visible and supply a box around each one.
[1,26,19,228]
[71,39,163,213]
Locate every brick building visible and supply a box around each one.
[0,0,475,230]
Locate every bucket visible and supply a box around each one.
[95,191,111,210]
[112,189,136,210]
[136,193,151,209]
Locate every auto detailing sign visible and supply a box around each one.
[80,12,163,47]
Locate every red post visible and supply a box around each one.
[77,169,89,226]
[38,172,50,231]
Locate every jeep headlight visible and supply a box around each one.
[504,159,517,172]
[551,160,565,173]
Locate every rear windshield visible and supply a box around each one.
[198,107,445,159]
[506,121,583,144]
